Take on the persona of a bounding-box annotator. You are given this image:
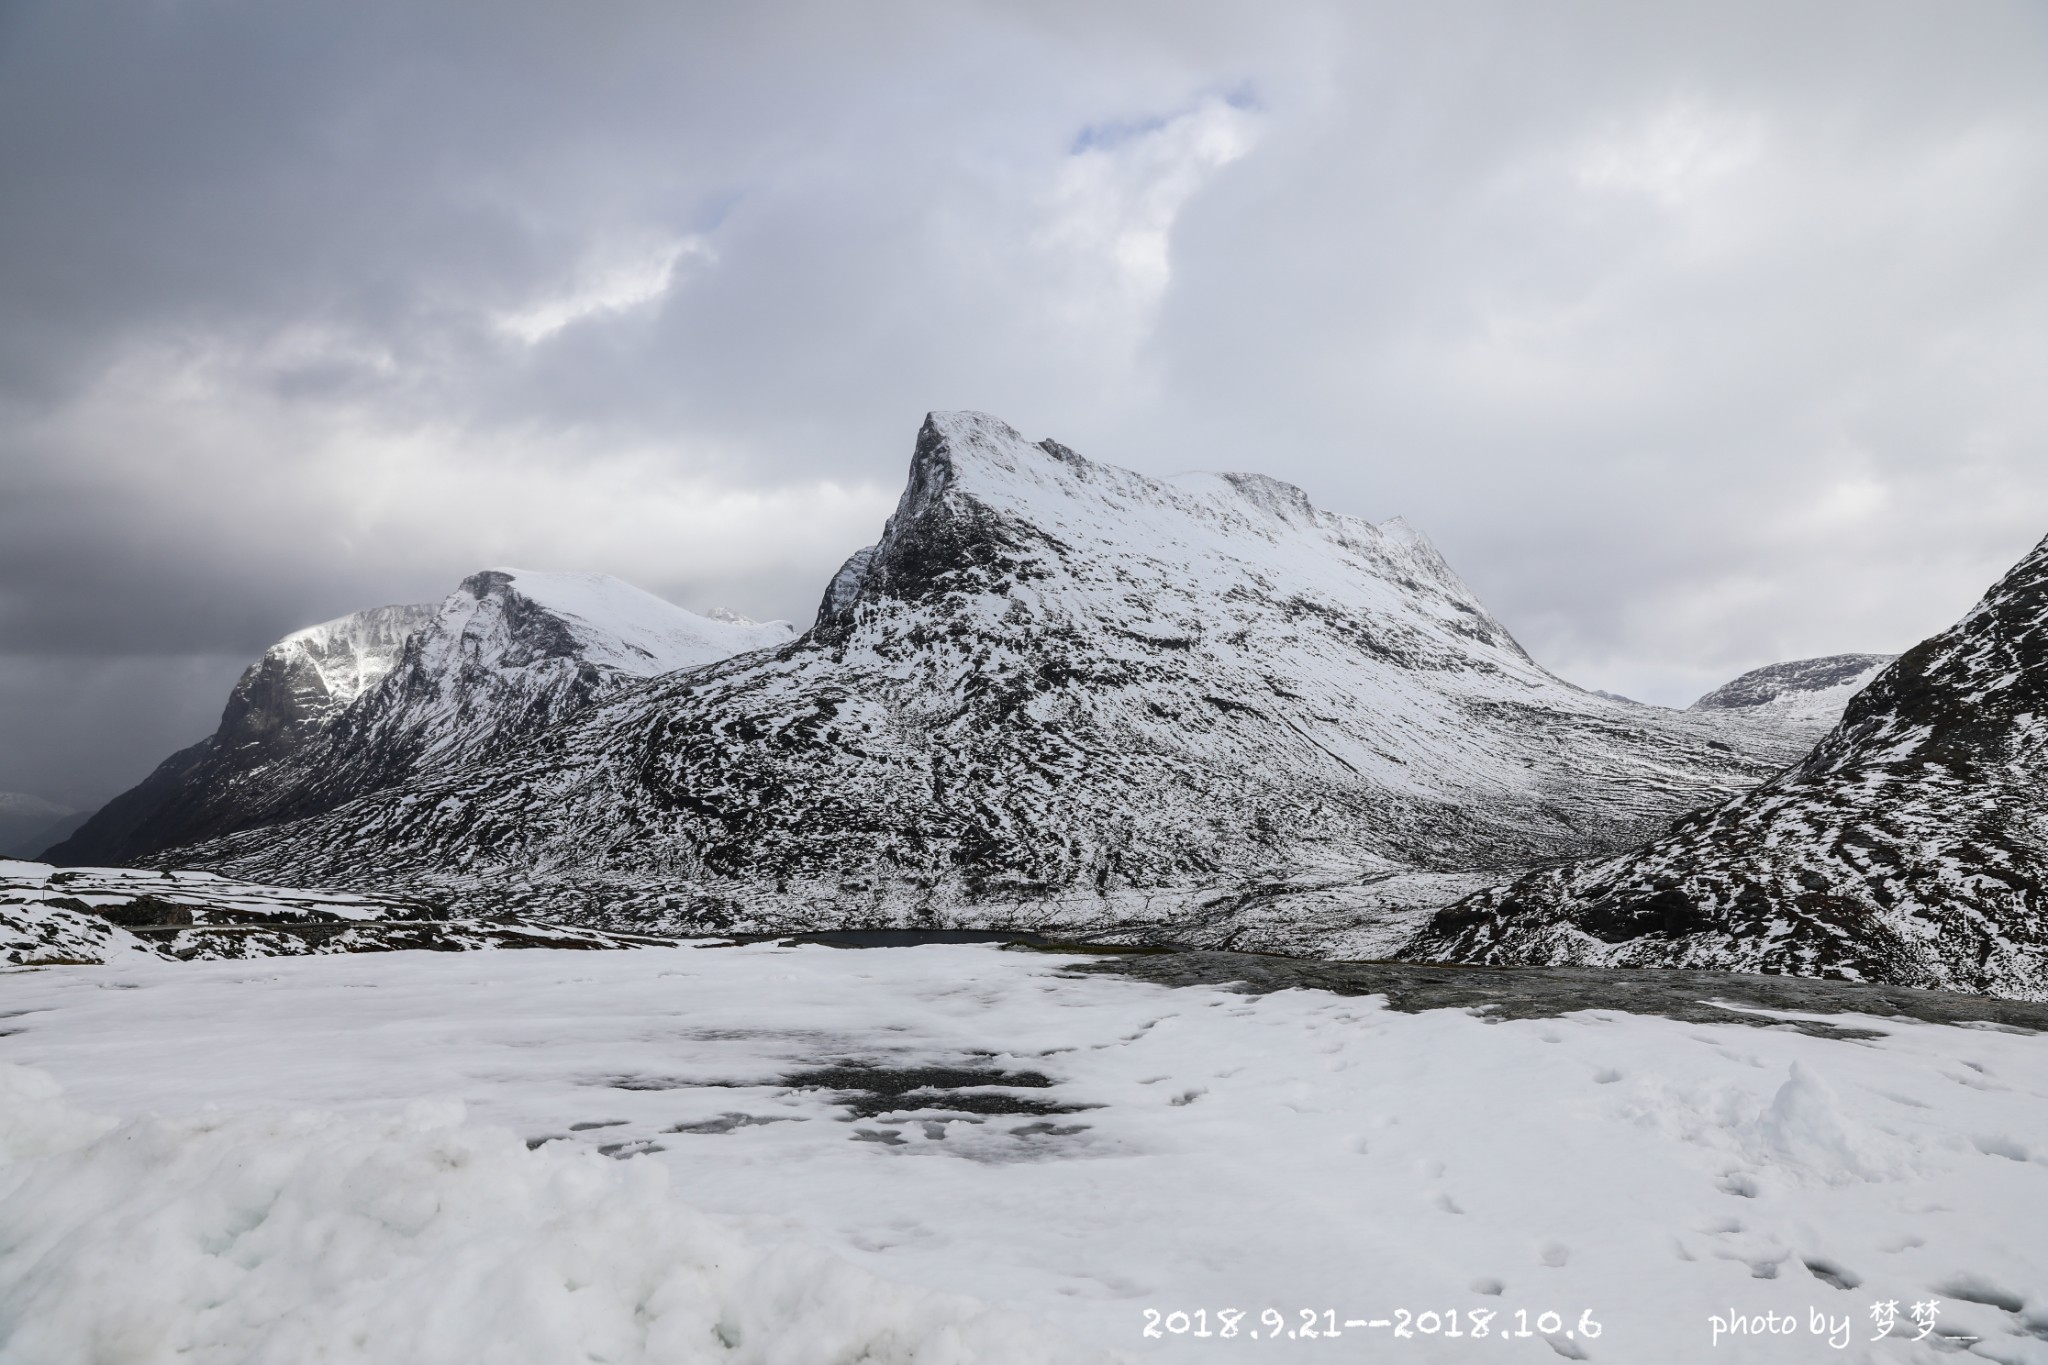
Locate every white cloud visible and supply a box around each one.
[7,0,2048,791]
[494,236,712,346]
[1574,99,1764,208]
[1034,94,1259,352]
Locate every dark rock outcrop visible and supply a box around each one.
[1407,535,2048,1000]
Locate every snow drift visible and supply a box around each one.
[0,1063,1093,1365]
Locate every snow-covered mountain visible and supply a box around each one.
[1688,652,1894,723]
[1407,533,2048,1000]
[48,572,793,867]
[0,793,89,859]
[163,412,1857,933]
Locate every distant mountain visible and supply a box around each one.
[163,412,1857,934]
[1689,653,1894,720]
[0,793,90,859]
[48,571,793,867]
[1407,535,2048,1000]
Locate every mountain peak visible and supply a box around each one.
[897,410,1091,520]
[445,568,794,676]
[48,567,794,868]
[221,601,438,748]
[171,411,1852,933]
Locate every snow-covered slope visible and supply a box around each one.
[167,412,1848,933]
[306,569,796,782]
[43,601,437,866]
[47,573,793,867]
[266,602,437,717]
[1689,652,1894,725]
[1407,533,2048,1000]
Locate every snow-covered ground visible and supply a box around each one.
[0,859,661,964]
[2,945,2044,1363]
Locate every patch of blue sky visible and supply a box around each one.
[1068,82,1259,156]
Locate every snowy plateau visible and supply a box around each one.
[5,411,2046,1365]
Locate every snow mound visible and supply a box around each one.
[1749,1062,1909,1183]
[0,1064,1096,1365]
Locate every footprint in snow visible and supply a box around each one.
[1801,1257,1861,1291]
[1936,1273,2026,1314]
[1717,1170,1761,1198]
[1970,1133,2032,1162]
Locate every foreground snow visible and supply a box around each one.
[0,1070,1071,1365]
[2,945,2044,1363]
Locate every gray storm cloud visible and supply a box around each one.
[2,0,2046,807]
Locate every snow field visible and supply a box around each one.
[0,1067,1090,1365]
[2,944,2045,1363]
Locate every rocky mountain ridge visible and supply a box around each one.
[158,412,1865,936]
[1408,534,2048,1000]
[48,571,792,867]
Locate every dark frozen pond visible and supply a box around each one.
[1068,950,2048,1034]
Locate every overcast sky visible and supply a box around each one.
[4,0,2047,809]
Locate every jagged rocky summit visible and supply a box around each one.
[49,570,793,866]
[1409,534,2048,1000]
[160,412,1853,936]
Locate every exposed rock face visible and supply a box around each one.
[1407,535,2048,1000]
[164,412,1851,934]
[47,573,791,867]
[44,602,437,866]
